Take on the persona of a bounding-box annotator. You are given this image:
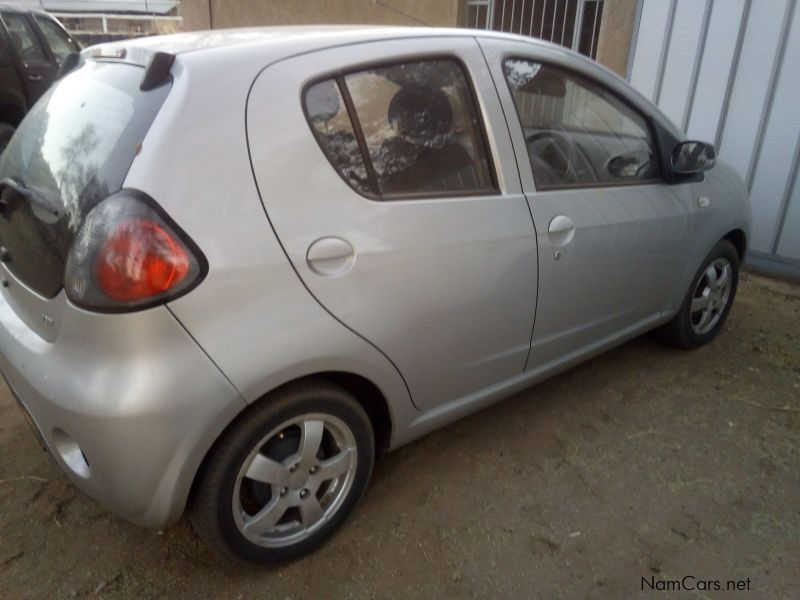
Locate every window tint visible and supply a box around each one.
[35,15,75,60]
[304,59,495,198]
[1,13,45,62]
[503,58,659,189]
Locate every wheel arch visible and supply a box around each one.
[186,370,393,511]
[722,228,747,262]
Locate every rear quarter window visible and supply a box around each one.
[304,58,496,199]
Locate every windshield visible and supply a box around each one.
[0,60,171,297]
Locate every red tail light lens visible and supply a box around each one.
[65,191,206,312]
[95,219,190,301]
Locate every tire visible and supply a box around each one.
[0,123,15,155]
[189,380,374,564]
[659,239,740,349]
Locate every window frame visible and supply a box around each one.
[501,55,666,192]
[302,54,500,202]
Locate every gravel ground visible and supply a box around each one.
[1,273,798,599]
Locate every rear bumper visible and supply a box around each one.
[0,291,245,527]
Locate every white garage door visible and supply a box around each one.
[629,0,800,277]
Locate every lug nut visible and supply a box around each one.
[289,465,296,473]
[280,487,288,497]
[309,466,319,475]
[299,489,309,499]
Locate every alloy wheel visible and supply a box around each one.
[689,257,733,336]
[232,413,357,548]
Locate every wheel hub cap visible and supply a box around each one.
[288,467,307,490]
[689,257,733,335]
[232,414,357,548]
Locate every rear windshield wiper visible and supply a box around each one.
[0,178,63,220]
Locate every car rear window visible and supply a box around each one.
[304,58,496,199]
[0,60,171,298]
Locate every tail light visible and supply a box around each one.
[65,191,206,312]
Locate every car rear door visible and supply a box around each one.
[0,11,57,106]
[247,37,538,411]
[479,37,693,369]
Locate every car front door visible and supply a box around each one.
[0,12,57,106]
[247,37,538,410]
[480,38,693,369]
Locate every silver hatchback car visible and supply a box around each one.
[0,27,750,563]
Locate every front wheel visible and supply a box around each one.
[659,239,740,349]
[189,381,375,564]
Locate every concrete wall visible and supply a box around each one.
[182,0,464,31]
[183,1,638,79]
[629,0,800,276]
[595,0,638,77]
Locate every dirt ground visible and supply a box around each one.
[1,273,798,599]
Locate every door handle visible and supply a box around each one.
[27,73,43,82]
[306,237,355,277]
[548,215,575,247]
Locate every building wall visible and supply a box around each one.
[594,0,637,77]
[630,0,800,276]
[183,1,638,80]
[182,0,463,31]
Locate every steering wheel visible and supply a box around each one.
[605,150,654,180]
[525,130,579,184]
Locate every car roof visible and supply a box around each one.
[92,25,563,58]
[87,26,683,139]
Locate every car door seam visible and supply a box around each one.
[243,60,417,411]
[475,36,540,372]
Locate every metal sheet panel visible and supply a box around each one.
[629,0,672,101]
[717,0,788,182]
[776,156,800,258]
[658,0,709,129]
[749,2,800,252]
[684,0,747,144]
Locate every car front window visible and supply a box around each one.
[503,58,660,189]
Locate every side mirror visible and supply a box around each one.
[672,141,716,174]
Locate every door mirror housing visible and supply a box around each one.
[672,141,716,174]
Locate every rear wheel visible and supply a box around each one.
[659,240,739,349]
[189,381,374,564]
[0,123,15,155]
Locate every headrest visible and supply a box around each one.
[388,84,453,147]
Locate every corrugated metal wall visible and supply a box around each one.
[629,0,800,277]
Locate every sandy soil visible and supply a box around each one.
[1,273,798,599]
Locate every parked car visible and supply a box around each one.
[0,27,750,564]
[0,4,80,153]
